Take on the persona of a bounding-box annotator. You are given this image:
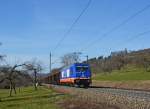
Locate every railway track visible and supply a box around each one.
[88,87,150,101]
[50,84,150,101]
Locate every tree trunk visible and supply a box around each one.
[19,87,21,93]
[9,81,13,97]
[13,83,17,94]
[34,69,37,90]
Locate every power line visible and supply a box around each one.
[119,30,150,47]
[106,30,150,54]
[51,0,92,66]
[52,0,92,54]
[51,52,83,66]
[52,28,150,66]
[97,30,150,51]
[79,4,150,52]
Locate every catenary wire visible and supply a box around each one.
[52,0,92,54]
[79,4,150,52]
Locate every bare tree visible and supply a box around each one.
[8,65,25,96]
[0,43,26,97]
[0,43,6,62]
[0,55,4,61]
[61,52,81,67]
[141,58,150,72]
[24,59,43,90]
[0,64,25,96]
[0,43,5,101]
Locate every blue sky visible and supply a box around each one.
[0,0,150,72]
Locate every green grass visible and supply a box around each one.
[93,66,150,81]
[0,86,67,109]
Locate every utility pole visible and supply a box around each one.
[50,52,52,73]
[86,55,88,64]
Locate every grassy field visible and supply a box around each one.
[0,86,67,109]
[0,86,121,109]
[93,66,150,81]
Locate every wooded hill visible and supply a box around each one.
[88,48,150,74]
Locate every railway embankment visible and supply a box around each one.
[92,80,150,91]
[46,84,150,109]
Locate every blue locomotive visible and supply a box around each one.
[60,63,92,87]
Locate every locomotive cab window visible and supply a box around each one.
[76,66,88,72]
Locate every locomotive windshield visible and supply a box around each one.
[76,66,89,72]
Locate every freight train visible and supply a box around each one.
[44,63,92,87]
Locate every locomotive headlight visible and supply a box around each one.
[87,80,90,83]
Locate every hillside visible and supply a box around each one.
[89,48,150,90]
[93,66,150,81]
[88,48,150,75]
